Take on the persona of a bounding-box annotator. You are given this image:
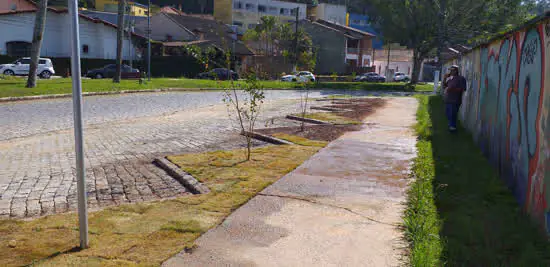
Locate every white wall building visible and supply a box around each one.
[215,0,307,34]
[313,3,347,25]
[0,9,141,60]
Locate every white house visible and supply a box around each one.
[0,9,142,60]
[312,3,347,26]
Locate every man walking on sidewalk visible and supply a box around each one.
[443,65,467,132]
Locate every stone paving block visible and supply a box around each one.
[0,98,304,218]
[26,200,41,217]
[54,197,68,213]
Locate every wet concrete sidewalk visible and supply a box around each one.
[164,97,418,267]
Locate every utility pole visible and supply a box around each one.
[127,11,133,68]
[147,0,151,81]
[293,6,299,72]
[437,0,446,91]
[386,43,391,75]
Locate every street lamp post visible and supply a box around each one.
[147,0,151,81]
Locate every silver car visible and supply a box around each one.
[0,57,56,79]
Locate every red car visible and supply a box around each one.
[86,64,140,79]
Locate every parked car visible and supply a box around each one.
[0,57,55,79]
[354,72,386,82]
[197,68,239,80]
[280,71,316,82]
[393,72,410,82]
[86,64,140,79]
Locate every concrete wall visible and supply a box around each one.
[373,60,412,76]
[0,11,139,60]
[302,21,346,74]
[315,3,346,26]
[449,16,550,232]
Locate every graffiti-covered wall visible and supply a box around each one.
[449,15,550,232]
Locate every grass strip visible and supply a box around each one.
[0,144,321,266]
[0,77,431,98]
[405,95,550,266]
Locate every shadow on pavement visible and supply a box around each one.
[428,96,550,265]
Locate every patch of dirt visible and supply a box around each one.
[256,124,362,142]
[255,98,386,143]
[324,98,387,121]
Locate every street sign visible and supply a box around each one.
[68,0,88,249]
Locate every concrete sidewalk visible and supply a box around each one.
[164,97,418,267]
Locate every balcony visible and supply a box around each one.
[347,47,359,54]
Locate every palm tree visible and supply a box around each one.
[114,0,126,83]
[26,0,48,88]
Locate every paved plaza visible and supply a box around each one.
[0,92,307,218]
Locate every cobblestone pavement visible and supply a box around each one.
[0,98,306,219]
[0,90,397,141]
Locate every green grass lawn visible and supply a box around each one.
[0,77,431,98]
[406,96,550,266]
[0,144,322,266]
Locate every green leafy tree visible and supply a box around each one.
[365,0,532,83]
[244,16,315,72]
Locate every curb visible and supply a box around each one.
[241,131,295,145]
[310,106,352,112]
[153,157,210,194]
[0,88,428,103]
[285,115,332,125]
[0,88,224,103]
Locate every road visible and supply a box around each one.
[0,90,412,219]
[0,90,391,141]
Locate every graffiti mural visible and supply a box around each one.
[451,17,550,232]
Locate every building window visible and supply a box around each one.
[233,21,243,26]
[290,8,297,16]
[233,1,242,9]
[280,8,288,15]
[6,41,31,57]
[245,3,255,11]
[248,24,257,29]
[258,5,266,12]
[268,6,277,14]
[82,44,89,54]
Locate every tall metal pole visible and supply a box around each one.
[437,0,446,91]
[68,0,88,249]
[293,6,299,72]
[386,43,391,76]
[147,0,151,81]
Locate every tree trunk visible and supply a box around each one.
[114,0,126,83]
[26,0,48,88]
[411,50,423,84]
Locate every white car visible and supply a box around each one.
[0,57,55,79]
[393,72,410,82]
[281,71,316,82]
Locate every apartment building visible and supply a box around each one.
[95,0,149,17]
[214,0,307,34]
[308,3,346,25]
